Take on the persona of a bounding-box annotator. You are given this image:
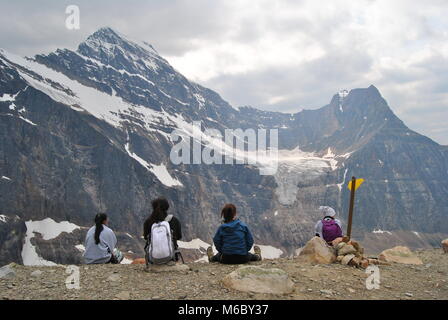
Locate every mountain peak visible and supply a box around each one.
[366,84,381,96]
[87,26,121,43]
[78,27,159,58]
[330,85,384,105]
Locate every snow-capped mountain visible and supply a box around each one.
[1,27,447,265]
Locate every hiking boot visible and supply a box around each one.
[254,246,262,261]
[207,246,214,263]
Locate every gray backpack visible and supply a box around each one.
[147,215,175,264]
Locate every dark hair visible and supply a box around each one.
[221,203,237,223]
[94,213,108,245]
[147,197,169,227]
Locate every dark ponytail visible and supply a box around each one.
[147,197,169,227]
[221,203,236,223]
[94,213,108,245]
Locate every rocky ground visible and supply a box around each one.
[0,248,447,300]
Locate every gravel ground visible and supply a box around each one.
[1,249,447,300]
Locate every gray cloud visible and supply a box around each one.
[0,0,447,144]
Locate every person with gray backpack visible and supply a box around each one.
[143,197,183,265]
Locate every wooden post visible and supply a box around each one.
[347,176,356,240]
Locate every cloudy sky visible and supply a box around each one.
[0,0,447,144]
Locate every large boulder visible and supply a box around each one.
[0,263,16,279]
[378,246,423,265]
[338,244,357,256]
[222,266,294,294]
[297,236,336,264]
[442,239,448,253]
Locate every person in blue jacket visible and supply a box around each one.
[207,203,262,264]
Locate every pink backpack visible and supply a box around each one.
[322,218,342,242]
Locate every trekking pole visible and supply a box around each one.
[179,252,185,264]
[347,176,356,240]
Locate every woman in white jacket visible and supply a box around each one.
[83,213,123,264]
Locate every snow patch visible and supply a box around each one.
[177,238,210,251]
[372,229,392,235]
[412,231,422,239]
[22,218,80,266]
[124,142,182,187]
[337,168,349,191]
[0,215,7,223]
[193,93,205,109]
[150,163,183,187]
[75,244,85,252]
[121,257,133,264]
[338,90,348,112]
[249,245,283,259]
[18,115,37,126]
[124,142,151,170]
[0,92,16,101]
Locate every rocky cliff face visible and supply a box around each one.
[0,27,447,265]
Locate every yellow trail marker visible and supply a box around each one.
[348,178,364,191]
[346,176,365,240]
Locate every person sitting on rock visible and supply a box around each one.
[143,197,183,264]
[314,206,343,244]
[83,213,124,264]
[207,203,262,264]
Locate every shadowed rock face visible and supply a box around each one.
[0,216,26,266]
[0,28,447,265]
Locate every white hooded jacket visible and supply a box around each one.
[314,206,342,238]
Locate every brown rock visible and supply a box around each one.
[331,237,344,246]
[368,259,379,265]
[115,291,131,300]
[336,255,344,262]
[378,246,423,265]
[297,237,336,264]
[442,239,448,253]
[222,266,294,294]
[348,240,364,255]
[338,244,357,256]
[360,259,369,269]
[341,254,355,265]
[349,257,362,267]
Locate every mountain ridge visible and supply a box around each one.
[0,27,447,266]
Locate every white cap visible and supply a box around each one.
[319,206,336,217]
